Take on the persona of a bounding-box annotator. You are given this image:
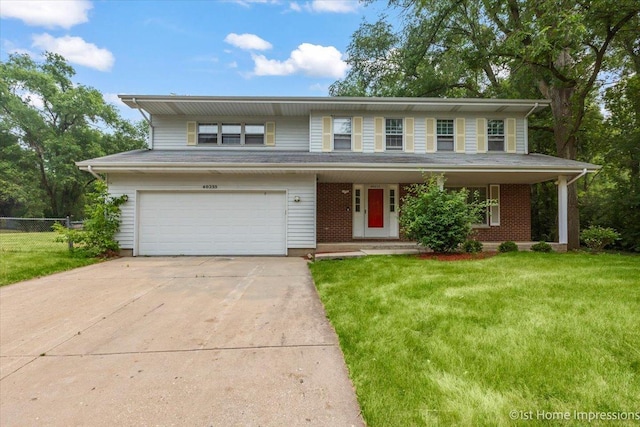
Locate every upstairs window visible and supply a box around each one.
[221,124,241,145]
[333,117,352,151]
[385,118,403,151]
[487,119,505,151]
[437,119,454,151]
[245,124,265,145]
[197,123,266,146]
[198,123,218,144]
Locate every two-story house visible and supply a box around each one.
[77,96,598,256]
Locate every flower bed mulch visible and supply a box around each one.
[418,251,498,261]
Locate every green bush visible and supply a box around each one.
[581,226,620,252]
[531,241,553,253]
[399,175,487,253]
[498,241,519,253]
[462,239,483,253]
[54,181,127,257]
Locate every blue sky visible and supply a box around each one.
[0,0,392,120]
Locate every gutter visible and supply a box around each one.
[523,103,539,155]
[132,97,154,150]
[79,164,599,174]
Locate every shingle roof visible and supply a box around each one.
[78,149,599,172]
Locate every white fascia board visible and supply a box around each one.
[79,163,600,175]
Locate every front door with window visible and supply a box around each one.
[353,184,399,238]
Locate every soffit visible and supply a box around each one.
[119,95,550,117]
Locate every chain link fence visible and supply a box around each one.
[0,217,81,253]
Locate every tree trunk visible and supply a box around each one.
[545,84,581,249]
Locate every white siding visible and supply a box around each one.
[152,115,309,150]
[465,117,477,153]
[107,173,316,251]
[309,112,527,154]
[516,118,526,153]
[309,114,323,152]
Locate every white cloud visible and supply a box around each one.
[31,33,114,72]
[224,33,272,51]
[19,91,45,110]
[191,55,219,63]
[252,43,349,78]
[103,93,124,106]
[0,0,92,29]
[309,83,329,92]
[230,0,276,7]
[310,0,359,12]
[227,61,238,68]
[289,2,302,12]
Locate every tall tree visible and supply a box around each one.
[0,53,147,218]
[332,0,640,249]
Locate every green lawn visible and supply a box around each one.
[0,232,98,286]
[309,252,640,426]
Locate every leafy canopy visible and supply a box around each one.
[0,52,146,218]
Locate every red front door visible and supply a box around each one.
[368,189,384,228]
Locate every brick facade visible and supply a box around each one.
[473,184,531,241]
[317,182,531,243]
[317,183,353,242]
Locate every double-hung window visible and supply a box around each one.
[221,124,241,145]
[333,117,352,151]
[437,119,454,151]
[197,123,265,146]
[245,124,265,145]
[447,186,489,225]
[487,119,505,151]
[385,118,403,151]
[198,123,218,144]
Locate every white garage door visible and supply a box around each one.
[138,191,286,256]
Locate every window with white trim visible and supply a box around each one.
[437,119,454,151]
[333,117,352,151]
[245,124,265,145]
[487,119,505,151]
[198,123,218,144]
[447,186,489,226]
[389,188,396,213]
[221,123,241,145]
[197,123,265,146]
[385,118,403,151]
[354,188,361,212]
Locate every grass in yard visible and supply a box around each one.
[309,252,640,426]
[0,232,98,286]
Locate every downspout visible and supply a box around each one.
[132,97,154,150]
[566,168,588,186]
[524,103,539,119]
[87,165,104,182]
[523,102,539,155]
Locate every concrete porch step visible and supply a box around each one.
[314,241,567,260]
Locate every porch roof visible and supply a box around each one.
[78,150,599,185]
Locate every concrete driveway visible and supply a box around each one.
[0,257,363,426]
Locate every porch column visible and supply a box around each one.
[436,175,445,190]
[557,175,568,244]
